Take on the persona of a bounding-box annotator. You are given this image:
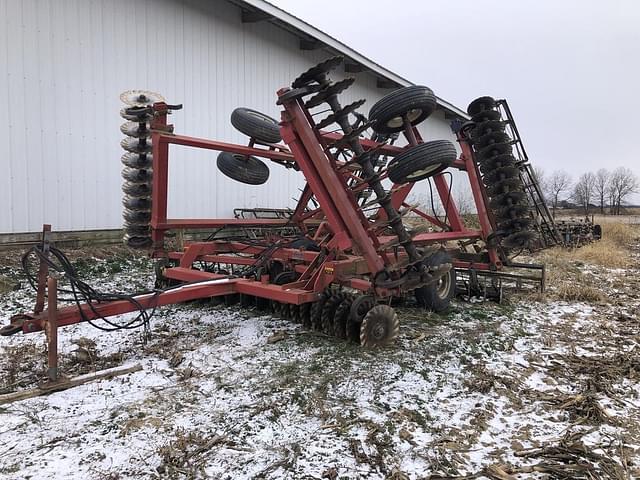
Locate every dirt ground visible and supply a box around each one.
[0,224,639,479]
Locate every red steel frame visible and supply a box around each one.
[10,92,502,338]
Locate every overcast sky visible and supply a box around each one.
[272,0,640,195]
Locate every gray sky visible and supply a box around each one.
[272,0,640,196]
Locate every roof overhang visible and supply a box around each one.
[233,0,470,120]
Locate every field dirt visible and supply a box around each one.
[0,224,639,479]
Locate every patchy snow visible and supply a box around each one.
[0,246,639,479]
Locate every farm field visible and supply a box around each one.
[0,223,638,479]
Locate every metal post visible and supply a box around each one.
[34,224,52,314]
[46,277,59,382]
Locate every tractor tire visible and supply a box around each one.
[414,250,455,313]
[217,152,270,185]
[387,140,456,184]
[369,86,437,134]
[230,107,281,144]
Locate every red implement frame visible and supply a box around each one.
[8,90,503,337]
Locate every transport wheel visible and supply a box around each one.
[387,140,456,184]
[414,251,455,313]
[321,292,347,335]
[216,152,270,185]
[467,96,496,116]
[368,85,437,134]
[333,297,352,339]
[359,305,399,348]
[230,107,282,144]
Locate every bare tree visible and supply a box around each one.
[609,167,639,214]
[546,170,572,217]
[532,166,547,201]
[593,168,610,214]
[572,172,596,215]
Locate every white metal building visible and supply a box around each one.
[0,0,467,237]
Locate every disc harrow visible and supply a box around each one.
[466,96,537,250]
[3,57,552,378]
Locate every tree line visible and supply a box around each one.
[534,167,639,216]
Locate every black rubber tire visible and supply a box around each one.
[414,250,455,313]
[217,152,270,185]
[387,140,456,184]
[230,107,281,144]
[369,86,437,134]
[310,291,330,331]
[467,96,496,116]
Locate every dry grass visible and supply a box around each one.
[571,223,637,269]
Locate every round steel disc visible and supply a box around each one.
[120,90,165,107]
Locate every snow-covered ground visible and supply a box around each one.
[0,245,638,479]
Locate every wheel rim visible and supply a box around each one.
[385,109,422,129]
[403,162,444,180]
[436,271,452,299]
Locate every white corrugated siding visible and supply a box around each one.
[0,0,458,233]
